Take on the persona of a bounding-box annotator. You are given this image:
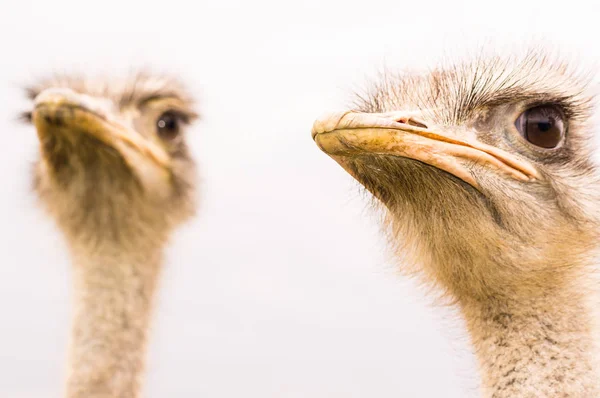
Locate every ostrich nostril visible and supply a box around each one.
[396,117,428,129]
[43,111,66,127]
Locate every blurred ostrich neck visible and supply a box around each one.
[456,267,600,397]
[65,237,165,398]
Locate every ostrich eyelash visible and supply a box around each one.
[18,111,32,124]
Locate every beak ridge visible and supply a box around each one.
[312,111,540,189]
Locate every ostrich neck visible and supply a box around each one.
[64,242,164,398]
[460,281,600,398]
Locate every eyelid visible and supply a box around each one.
[519,101,568,120]
[163,109,193,125]
[139,96,199,122]
[138,94,179,108]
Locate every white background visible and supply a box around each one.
[0,0,598,397]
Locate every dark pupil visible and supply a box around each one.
[157,112,179,139]
[159,117,176,131]
[519,106,564,149]
[537,121,552,132]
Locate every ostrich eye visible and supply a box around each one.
[515,105,565,149]
[156,111,182,140]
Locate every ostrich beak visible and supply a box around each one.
[311,111,540,189]
[32,88,171,169]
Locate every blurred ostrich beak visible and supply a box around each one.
[312,111,539,189]
[32,87,171,170]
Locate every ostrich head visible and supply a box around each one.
[22,73,199,246]
[313,52,600,302]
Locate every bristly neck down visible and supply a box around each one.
[64,240,165,398]
[459,272,600,398]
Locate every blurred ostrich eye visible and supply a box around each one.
[156,111,182,140]
[515,105,565,149]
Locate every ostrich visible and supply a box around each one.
[22,73,199,398]
[312,51,600,397]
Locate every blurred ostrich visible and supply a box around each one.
[312,51,600,397]
[22,73,199,398]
